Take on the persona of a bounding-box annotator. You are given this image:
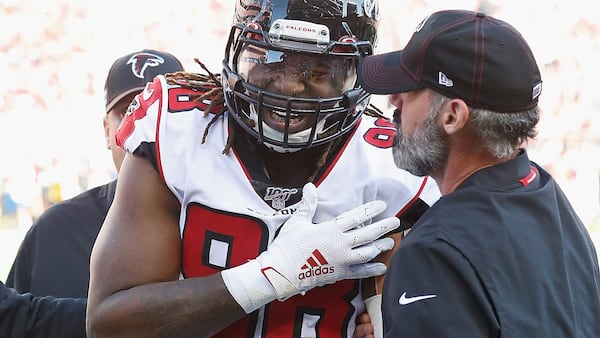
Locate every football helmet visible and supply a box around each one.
[223,0,380,152]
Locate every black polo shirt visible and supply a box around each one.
[7,180,116,298]
[383,151,600,337]
[0,281,86,338]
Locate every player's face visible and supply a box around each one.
[237,46,357,134]
[390,90,448,177]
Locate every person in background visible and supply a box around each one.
[357,9,600,337]
[6,49,184,298]
[85,0,440,337]
[0,280,85,337]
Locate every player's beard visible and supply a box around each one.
[392,107,448,177]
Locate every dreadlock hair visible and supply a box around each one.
[164,59,389,157]
[363,103,388,120]
[164,59,237,154]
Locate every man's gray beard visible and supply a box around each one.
[392,111,448,177]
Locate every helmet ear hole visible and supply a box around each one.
[332,36,358,54]
[331,45,356,54]
[245,22,265,42]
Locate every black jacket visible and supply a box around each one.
[0,281,86,338]
[383,151,600,337]
[7,180,116,297]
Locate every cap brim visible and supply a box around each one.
[105,86,144,113]
[357,50,424,95]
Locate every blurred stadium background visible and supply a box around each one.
[1,0,599,280]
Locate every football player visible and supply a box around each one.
[86,1,440,337]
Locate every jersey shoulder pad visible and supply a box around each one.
[115,75,166,149]
[162,72,226,115]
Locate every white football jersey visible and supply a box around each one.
[117,75,440,338]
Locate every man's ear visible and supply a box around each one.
[440,99,470,135]
[102,115,111,149]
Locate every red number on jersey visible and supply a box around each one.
[167,87,213,113]
[363,117,396,149]
[182,203,359,337]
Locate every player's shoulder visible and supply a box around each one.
[354,113,396,150]
[126,72,224,114]
[117,72,225,148]
[159,72,226,115]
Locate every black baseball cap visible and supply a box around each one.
[357,10,543,112]
[104,49,184,113]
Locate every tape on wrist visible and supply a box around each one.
[260,266,302,301]
[365,294,383,338]
[221,260,277,314]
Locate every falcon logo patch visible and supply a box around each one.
[127,52,165,79]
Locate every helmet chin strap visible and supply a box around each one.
[249,105,327,153]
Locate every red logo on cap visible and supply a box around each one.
[127,53,165,79]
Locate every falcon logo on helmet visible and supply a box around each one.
[127,52,165,79]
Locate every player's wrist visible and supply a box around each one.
[221,259,278,314]
[255,249,302,301]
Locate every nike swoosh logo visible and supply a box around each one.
[398,292,437,305]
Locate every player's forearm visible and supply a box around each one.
[86,274,245,338]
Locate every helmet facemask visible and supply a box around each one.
[223,0,379,153]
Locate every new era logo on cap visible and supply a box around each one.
[104,49,184,113]
[438,72,453,87]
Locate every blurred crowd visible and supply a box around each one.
[0,0,599,232]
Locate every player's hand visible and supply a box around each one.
[256,182,400,301]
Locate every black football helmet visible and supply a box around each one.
[223,0,380,153]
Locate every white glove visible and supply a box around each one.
[222,182,400,313]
